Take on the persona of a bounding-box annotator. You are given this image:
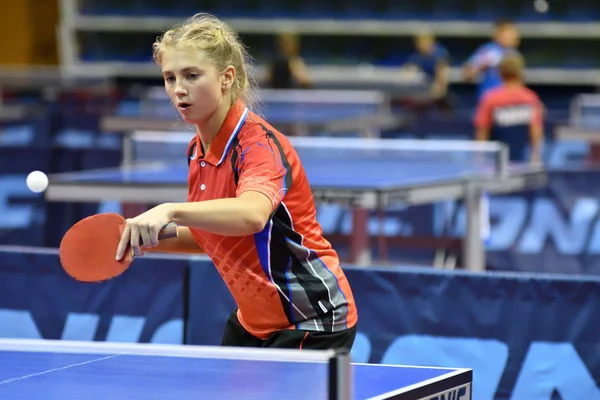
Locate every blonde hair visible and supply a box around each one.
[499,53,525,81]
[152,13,259,109]
[415,30,435,42]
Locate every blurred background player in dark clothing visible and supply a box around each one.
[463,19,521,101]
[403,31,453,114]
[266,32,311,89]
[473,53,544,164]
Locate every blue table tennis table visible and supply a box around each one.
[100,89,404,139]
[0,339,472,400]
[44,136,547,270]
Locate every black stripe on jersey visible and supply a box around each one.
[230,137,241,186]
[271,205,336,330]
[259,124,293,192]
[187,140,197,167]
[264,217,296,325]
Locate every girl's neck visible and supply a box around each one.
[195,97,232,152]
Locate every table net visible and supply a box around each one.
[129,132,509,175]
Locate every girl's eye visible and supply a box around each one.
[188,73,198,80]
[165,76,175,83]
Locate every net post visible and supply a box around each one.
[497,142,509,178]
[328,351,352,400]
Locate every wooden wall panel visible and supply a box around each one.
[0,0,59,66]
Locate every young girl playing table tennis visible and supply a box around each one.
[115,13,357,352]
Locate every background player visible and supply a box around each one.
[463,19,521,100]
[114,13,358,352]
[404,31,452,113]
[473,53,544,164]
[265,32,311,89]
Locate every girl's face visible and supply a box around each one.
[160,47,233,125]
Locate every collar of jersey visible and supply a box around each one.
[200,99,249,166]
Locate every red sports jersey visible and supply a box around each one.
[474,85,543,161]
[185,99,357,339]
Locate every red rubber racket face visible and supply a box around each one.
[59,213,134,283]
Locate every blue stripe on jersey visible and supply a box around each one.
[254,220,274,281]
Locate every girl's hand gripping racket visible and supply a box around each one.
[59,213,178,283]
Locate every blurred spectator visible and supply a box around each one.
[473,53,544,164]
[403,31,453,113]
[265,32,311,89]
[463,19,521,100]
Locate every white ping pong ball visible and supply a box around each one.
[26,171,49,193]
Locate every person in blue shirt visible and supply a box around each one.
[463,19,521,100]
[404,31,452,113]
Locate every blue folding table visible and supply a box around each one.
[100,89,403,140]
[44,136,547,270]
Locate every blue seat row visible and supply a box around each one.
[76,31,600,71]
[79,0,600,21]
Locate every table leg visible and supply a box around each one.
[377,210,389,263]
[590,143,600,163]
[463,184,486,272]
[349,208,372,265]
[122,135,133,166]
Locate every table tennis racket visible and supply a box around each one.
[59,213,178,283]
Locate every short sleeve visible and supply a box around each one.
[235,131,291,210]
[467,44,502,69]
[474,95,493,129]
[531,95,544,130]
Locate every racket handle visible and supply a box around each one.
[158,222,179,240]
